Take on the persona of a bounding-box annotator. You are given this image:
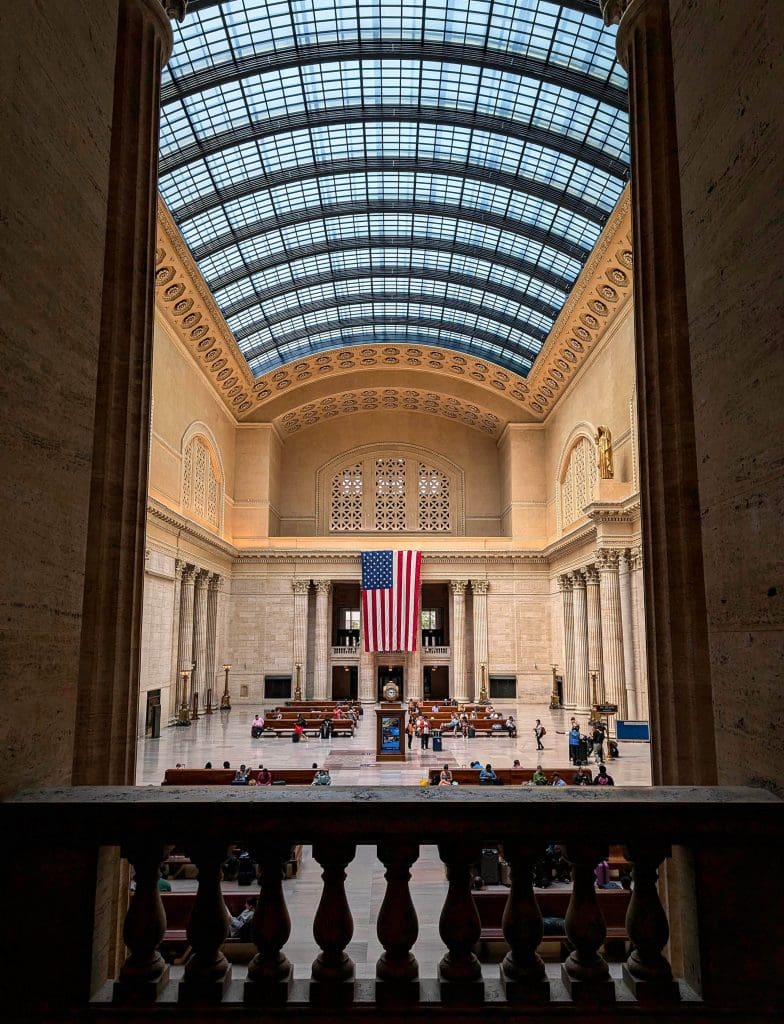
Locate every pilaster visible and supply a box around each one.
[313,580,332,701]
[602,0,716,784]
[618,550,637,719]
[558,575,576,709]
[292,579,310,696]
[191,570,209,706]
[471,580,489,703]
[596,549,627,725]
[168,559,185,722]
[204,575,221,709]
[585,566,604,690]
[571,572,591,714]
[450,580,468,702]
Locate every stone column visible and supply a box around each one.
[168,559,185,722]
[313,580,332,701]
[359,646,376,704]
[585,566,604,687]
[471,580,489,703]
[596,549,627,723]
[450,580,468,701]
[618,550,638,720]
[177,566,196,677]
[571,572,591,714]
[630,546,649,716]
[600,0,716,785]
[408,644,422,701]
[292,580,310,695]
[558,575,576,709]
[71,0,174,785]
[204,575,220,709]
[191,570,209,709]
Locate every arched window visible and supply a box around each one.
[321,446,462,534]
[182,433,222,529]
[560,435,597,529]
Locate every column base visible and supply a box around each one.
[375,978,421,1005]
[561,964,616,1004]
[622,965,681,1003]
[179,967,232,1005]
[499,964,551,1004]
[113,965,170,1004]
[309,978,356,1006]
[438,970,485,1006]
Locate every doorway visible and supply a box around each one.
[424,665,449,700]
[145,690,161,739]
[332,665,358,700]
[377,664,404,702]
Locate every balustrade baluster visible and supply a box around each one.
[114,844,169,1003]
[500,842,550,1003]
[179,842,232,1004]
[311,841,356,1004]
[561,842,616,1003]
[623,842,680,1002]
[437,841,484,1004]
[376,841,420,1003]
[245,841,294,1006]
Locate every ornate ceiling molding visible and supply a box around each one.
[276,387,503,438]
[153,187,632,427]
[523,186,633,416]
[249,343,536,417]
[155,199,255,416]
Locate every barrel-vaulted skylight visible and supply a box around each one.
[159,0,628,378]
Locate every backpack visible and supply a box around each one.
[540,727,547,736]
[597,774,610,785]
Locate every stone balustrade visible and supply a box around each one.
[422,645,450,657]
[3,786,782,1018]
[331,645,360,658]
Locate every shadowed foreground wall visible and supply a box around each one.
[670,0,784,796]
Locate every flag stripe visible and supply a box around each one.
[361,550,421,652]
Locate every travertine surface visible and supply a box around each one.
[670,0,784,794]
[0,1,118,796]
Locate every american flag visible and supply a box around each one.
[361,550,422,652]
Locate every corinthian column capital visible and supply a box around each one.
[570,570,586,590]
[585,565,600,586]
[596,548,620,571]
[450,579,468,596]
[557,574,573,592]
[471,579,489,596]
[292,579,310,595]
[314,579,332,596]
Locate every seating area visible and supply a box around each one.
[161,767,319,786]
[426,766,589,785]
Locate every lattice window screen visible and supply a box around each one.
[374,458,406,531]
[330,462,363,531]
[561,436,597,527]
[418,463,450,531]
[182,436,221,528]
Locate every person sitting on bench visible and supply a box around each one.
[479,763,498,784]
[228,895,257,938]
[532,765,547,786]
[251,713,265,738]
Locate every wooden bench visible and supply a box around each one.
[427,767,590,786]
[263,717,355,738]
[472,887,631,957]
[162,768,321,786]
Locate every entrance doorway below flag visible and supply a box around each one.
[332,665,358,701]
[423,665,449,701]
[377,664,404,702]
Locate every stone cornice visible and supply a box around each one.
[585,495,642,524]
[147,498,237,557]
[524,186,633,419]
[155,200,254,417]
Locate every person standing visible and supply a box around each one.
[421,717,431,750]
[568,723,581,763]
[533,719,545,750]
[591,721,605,764]
[406,718,415,750]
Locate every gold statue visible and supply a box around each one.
[596,425,614,479]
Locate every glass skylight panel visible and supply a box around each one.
[160,0,629,379]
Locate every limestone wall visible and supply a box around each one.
[0,1,119,795]
[670,0,784,793]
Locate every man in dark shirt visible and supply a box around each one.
[593,764,615,786]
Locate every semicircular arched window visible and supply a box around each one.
[560,435,597,529]
[182,434,222,529]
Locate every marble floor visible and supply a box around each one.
[135,701,653,787]
[135,703,651,976]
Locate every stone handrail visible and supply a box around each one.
[422,645,450,656]
[331,645,359,656]
[3,786,782,1017]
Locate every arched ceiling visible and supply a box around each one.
[159,0,629,380]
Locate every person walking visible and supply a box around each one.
[406,718,415,751]
[420,717,431,750]
[533,718,546,751]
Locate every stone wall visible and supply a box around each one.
[0,1,119,796]
[670,0,784,794]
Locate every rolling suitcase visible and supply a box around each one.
[468,725,476,738]
[576,738,589,764]
[480,849,500,885]
[432,731,443,753]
